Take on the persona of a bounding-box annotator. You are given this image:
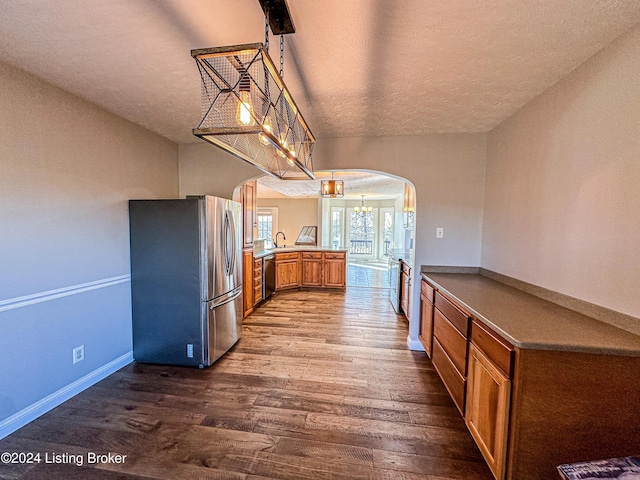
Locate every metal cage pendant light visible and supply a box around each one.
[321,172,344,198]
[191,1,315,180]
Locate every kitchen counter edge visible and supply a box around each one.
[254,247,348,259]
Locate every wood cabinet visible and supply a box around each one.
[253,257,263,306]
[466,343,512,480]
[419,279,435,357]
[242,248,254,317]
[464,319,514,480]
[241,180,256,248]
[400,261,411,319]
[431,291,471,415]
[422,273,640,480]
[275,252,301,290]
[322,252,346,288]
[279,251,346,290]
[301,252,323,286]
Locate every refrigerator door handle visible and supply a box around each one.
[209,286,243,309]
[222,209,236,277]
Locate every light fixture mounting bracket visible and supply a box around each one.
[258,0,296,35]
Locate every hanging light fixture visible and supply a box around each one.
[191,0,315,180]
[321,172,344,198]
[354,195,373,214]
[403,183,415,227]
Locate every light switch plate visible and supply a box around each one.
[436,227,444,239]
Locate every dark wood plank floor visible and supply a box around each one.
[0,288,493,479]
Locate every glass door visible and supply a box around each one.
[379,207,394,259]
[330,207,345,249]
[348,210,375,258]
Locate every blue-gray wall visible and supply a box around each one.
[0,62,179,438]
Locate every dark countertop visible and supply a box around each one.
[421,272,640,356]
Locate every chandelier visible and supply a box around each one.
[354,195,373,214]
[191,1,315,180]
[321,172,344,198]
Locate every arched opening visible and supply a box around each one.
[236,169,416,291]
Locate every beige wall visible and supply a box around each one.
[179,134,488,348]
[0,61,178,435]
[483,26,640,321]
[179,143,262,200]
[256,198,319,245]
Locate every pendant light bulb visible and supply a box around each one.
[236,90,255,126]
[259,116,273,145]
[276,134,290,160]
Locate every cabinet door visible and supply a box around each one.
[242,181,256,248]
[253,259,263,306]
[465,344,511,480]
[323,258,346,288]
[276,260,300,289]
[242,249,254,317]
[419,292,434,357]
[302,258,322,286]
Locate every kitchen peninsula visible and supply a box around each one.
[419,269,640,480]
[255,246,347,292]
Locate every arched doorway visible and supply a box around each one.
[251,169,416,290]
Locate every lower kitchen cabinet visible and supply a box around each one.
[431,291,471,415]
[400,261,411,319]
[242,249,254,317]
[301,252,322,286]
[422,273,640,480]
[253,257,263,306]
[419,279,435,357]
[466,343,511,480]
[322,252,346,288]
[276,250,346,290]
[275,252,301,290]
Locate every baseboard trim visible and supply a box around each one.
[0,351,133,440]
[407,335,425,352]
[0,275,131,313]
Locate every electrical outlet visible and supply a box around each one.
[436,227,444,239]
[73,345,85,364]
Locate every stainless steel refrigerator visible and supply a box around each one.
[129,196,242,367]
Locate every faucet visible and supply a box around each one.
[274,231,286,248]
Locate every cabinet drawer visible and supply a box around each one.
[432,338,466,415]
[324,252,345,260]
[302,252,322,259]
[253,285,263,303]
[253,258,262,268]
[254,266,263,276]
[421,279,435,302]
[253,276,262,288]
[435,291,471,337]
[276,252,300,262]
[434,308,468,376]
[471,320,514,377]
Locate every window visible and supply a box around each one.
[380,208,394,257]
[257,207,278,247]
[349,210,375,256]
[331,207,345,249]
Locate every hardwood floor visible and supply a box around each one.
[0,288,493,479]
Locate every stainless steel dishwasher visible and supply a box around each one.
[263,254,275,299]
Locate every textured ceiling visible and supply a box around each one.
[1,1,639,144]
[257,171,406,199]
